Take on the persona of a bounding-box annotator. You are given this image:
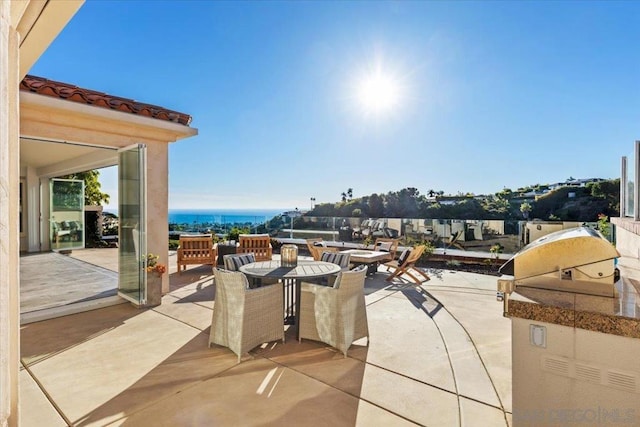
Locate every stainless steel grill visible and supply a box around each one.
[497,227,620,300]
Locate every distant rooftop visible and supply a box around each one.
[20,75,192,126]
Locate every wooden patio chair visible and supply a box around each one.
[372,237,399,263]
[177,234,216,274]
[446,230,465,250]
[384,244,430,283]
[237,234,272,261]
[305,238,338,261]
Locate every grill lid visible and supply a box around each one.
[498,227,619,297]
[499,227,618,280]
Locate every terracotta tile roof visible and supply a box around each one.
[20,75,192,126]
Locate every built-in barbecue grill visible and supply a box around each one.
[497,227,620,301]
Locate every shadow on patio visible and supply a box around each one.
[20,263,512,426]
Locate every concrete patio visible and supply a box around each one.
[20,250,512,426]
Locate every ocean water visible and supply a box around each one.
[168,209,284,227]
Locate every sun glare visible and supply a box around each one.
[357,71,401,114]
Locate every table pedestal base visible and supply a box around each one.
[282,278,299,326]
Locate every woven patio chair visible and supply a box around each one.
[384,244,430,284]
[222,253,277,287]
[311,251,351,286]
[209,268,284,362]
[299,267,369,357]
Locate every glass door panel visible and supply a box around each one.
[50,178,85,251]
[118,144,147,305]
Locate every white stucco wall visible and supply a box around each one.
[1,3,21,424]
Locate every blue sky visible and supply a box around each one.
[31,1,640,211]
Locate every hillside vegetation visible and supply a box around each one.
[308,179,620,222]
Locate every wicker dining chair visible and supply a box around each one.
[209,268,284,362]
[312,251,351,286]
[222,253,278,287]
[299,267,369,357]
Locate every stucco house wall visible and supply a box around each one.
[1,3,197,424]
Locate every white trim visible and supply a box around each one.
[20,91,198,139]
[35,147,118,178]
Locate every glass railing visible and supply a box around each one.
[168,215,273,236]
[278,216,600,255]
[625,150,635,217]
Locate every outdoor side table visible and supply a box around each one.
[340,249,391,275]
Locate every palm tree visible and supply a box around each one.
[347,188,353,200]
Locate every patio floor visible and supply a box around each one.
[20,253,512,426]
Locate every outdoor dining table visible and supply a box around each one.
[239,260,341,331]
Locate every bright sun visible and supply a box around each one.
[357,71,401,114]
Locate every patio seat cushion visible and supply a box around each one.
[376,241,392,252]
[320,251,351,269]
[397,248,411,266]
[223,253,256,271]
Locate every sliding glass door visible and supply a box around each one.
[50,178,85,251]
[118,144,147,305]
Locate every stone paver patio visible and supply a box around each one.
[20,250,512,426]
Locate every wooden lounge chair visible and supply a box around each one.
[177,234,216,274]
[384,244,430,283]
[237,234,272,261]
[305,238,338,261]
[372,237,399,263]
[446,230,465,250]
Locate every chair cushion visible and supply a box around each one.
[321,252,350,268]
[397,248,411,266]
[224,253,256,271]
[376,242,392,252]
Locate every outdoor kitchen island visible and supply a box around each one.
[497,227,640,427]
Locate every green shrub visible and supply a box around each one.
[226,226,250,242]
